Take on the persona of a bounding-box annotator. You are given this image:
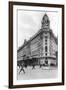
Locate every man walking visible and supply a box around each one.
[19,63,25,74]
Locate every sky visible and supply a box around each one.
[18,9,58,48]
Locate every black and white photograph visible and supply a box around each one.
[17,10,58,80]
[9,2,64,88]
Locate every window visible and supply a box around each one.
[45,36,48,44]
[45,36,48,38]
[45,53,47,56]
[44,32,47,34]
[45,46,47,52]
[45,42,47,45]
[45,39,47,42]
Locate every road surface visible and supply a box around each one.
[17,66,58,80]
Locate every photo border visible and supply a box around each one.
[9,1,64,88]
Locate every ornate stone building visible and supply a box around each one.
[17,14,58,66]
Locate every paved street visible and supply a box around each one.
[17,66,58,80]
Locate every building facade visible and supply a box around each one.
[17,14,58,67]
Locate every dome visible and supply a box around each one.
[42,13,50,24]
[41,14,50,29]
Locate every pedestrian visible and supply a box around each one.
[32,58,35,69]
[32,64,35,69]
[19,63,25,74]
[40,64,42,68]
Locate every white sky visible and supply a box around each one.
[18,10,58,48]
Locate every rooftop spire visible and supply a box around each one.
[41,13,50,29]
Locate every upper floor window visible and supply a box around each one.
[45,53,47,56]
[45,46,47,52]
[45,39,47,42]
[45,36,48,45]
[45,36,48,38]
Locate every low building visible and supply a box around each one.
[17,14,58,67]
